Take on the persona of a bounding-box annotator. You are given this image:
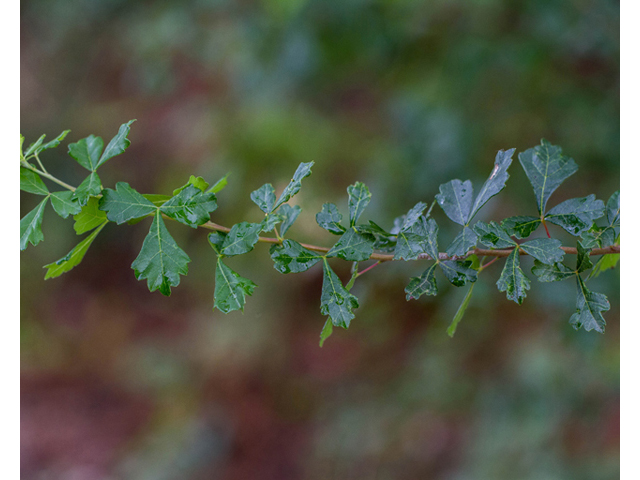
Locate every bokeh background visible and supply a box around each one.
[21,1,619,479]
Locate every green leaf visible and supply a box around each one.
[221,222,263,256]
[405,263,438,300]
[20,167,49,195]
[43,221,107,279]
[261,213,285,232]
[447,283,475,338]
[20,134,25,158]
[531,260,575,282]
[439,260,477,287]
[606,191,620,234]
[468,148,515,220]
[435,179,473,226]
[501,216,541,239]
[208,232,227,255]
[270,240,323,273]
[131,211,190,296]
[96,120,136,168]
[278,204,301,236]
[143,194,172,207]
[99,182,157,224]
[160,185,218,228]
[496,248,530,304]
[519,238,564,265]
[518,139,578,215]
[570,276,609,333]
[320,259,359,328]
[50,191,82,219]
[24,135,46,157]
[327,229,375,262]
[347,181,371,227]
[398,202,428,232]
[73,171,102,206]
[316,203,346,235]
[445,227,478,257]
[576,241,593,274]
[274,161,314,209]
[319,319,333,347]
[173,175,209,195]
[207,173,230,194]
[73,197,108,234]
[394,231,427,261]
[545,195,605,236]
[589,252,620,278]
[20,198,48,250]
[35,130,70,154]
[417,217,440,260]
[214,258,257,313]
[68,135,104,171]
[250,183,276,213]
[474,221,517,249]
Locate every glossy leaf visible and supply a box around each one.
[270,240,323,273]
[250,183,276,213]
[73,197,108,234]
[447,283,475,337]
[261,213,285,233]
[221,222,263,256]
[519,238,564,265]
[68,135,104,171]
[496,248,530,304]
[439,260,477,287]
[398,202,428,232]
[50,191,82,219]
[20,167,49,195]
[474,221,516,249]
[347,181,371,226]
[418,218,440,260]
[327,229,375,262]
[445,227,478,257]
[278,204,301,236]
[319,319,333,347]
[570,276,608,333]
[320,260,359,328]
[73,171,102,206]
[213,258,257,313]
[160,185,218,228]
[208,232,227,255]
[131,211,190,296]
[405,263,438,300]
[576,241,593,274]
[501,216,541,239]
[394,231,427,261]
[545,195,605,236]
[96,120,136,168]
[43,222,107,279]
[531,260,575,282]
[435,179,473,226]
[316,203,346,235]
[20,198,48,250]
[518,139,578,215]
[99,182,157,224]
[469,148,515,220]
[274,161,314,209]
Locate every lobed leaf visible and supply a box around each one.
[474,221,516,249]
[501,216,541,239]
[468,148,515,220]
[347,181,372,227]
[274,162,314,210]
[327,229,375,262]
[519,238,564,265]
[160,185,218,228]
[270,240,323,274]
[20,198,48,250]
[213,258,257,313]
[50,191,82,219]
[575,241,593,274]
[250,183,276,213]
[496,248,530,304]
[435,179,473,226]
[221,222,263,256]
[68,135,104,171]
[100,182,157,224]
[445,227,478,257]
[35,130,70,155]
[439,260,477,287]
[43,221,107,279]
[531,260,575,282]
[570,276,608,333]
[73,197,108,234]
[398,202,428,232]
[545,195,605,236]
[405,263,438,300]
[316,203,346,235]
[320,260,359,328]
[261,213,285,232]
[73,171,102,206]
[278,204,301,236]
[96,120,136,168]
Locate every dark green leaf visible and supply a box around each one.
[261,213,285,232]
[418,218,439,260]
[356,220,391,237]
[250,183,276,213]
[68,135,104,171]
[73,171,102,206]
[221,222,263,256]
[570,276,608,333]
[520,238,564,265]
[73,197,108,234]
[347,181,371,227]
[320,259,359,328]
[327,229,375,262]
[399,202,428,232]
[208,232,227,255]
[606,191,620,234]
[278,204,301,236]
[445,227,478,257]
[214,258,257,313]
[274,161,314,209]
[270,240,323,273]
[435,179,473,226]
[518,139,578,215]
[20,167,49,195]
[96,120,136,168]
[316,203,346,235]
[20,198,48,250]
[50,191,81,219]
[474,221,516,249]
[131,211,190,296]
[43,221,107,279]
[173,175,209,195]
[576,241,593,274]
[496,248,530,304]
[531,260,575,282]
[405,263,438,300]
[469,148,515,220]
[501,216,541,239]
[99,182,157,224]
[35,130,70,154]
[545,195,605,236]
[24,134,46,157]
[160,185,218,228]
[207,173,230,194]
[447,283,475,337]
[319,319,333,347]
[439,260,477,287]
[394,231,427,261]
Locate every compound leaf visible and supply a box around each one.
[545,195,605,236]
[20,167,49,195]
[320,259,359,328]
[160,185,217,228]
[68,135,104,171]
[501,216,541,239]
[394,231,427,261]
[496,248,530,304]
[73,197,108,234]
[50,191,82,219]
[20,198,48,250]
[445,226,478,257]
[100,182,157,224]
[347,181,371,227]
[73,171,102,206]
[439,260,477,287]
[469,148,515,220]
[35,130,70,155]
[570,276,608,333]
[327,229,375,262]
[474,221,516,249]
[436,179,473,226]
[531,260,575,282]
[316,203,346,235]
[274,161,314,209]
[221,222,263,256]
[405,263,438,300]
[398,202,428,232]
[250,183,276,213]
[43,221,107,279]
[213,258,257,313]
[270,240,323,274]
[520,238,564,265]
[96,120,135,168]
[261,213,285,232]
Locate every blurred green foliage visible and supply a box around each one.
[21,0,618,478]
